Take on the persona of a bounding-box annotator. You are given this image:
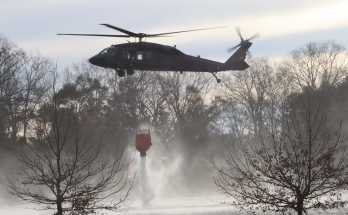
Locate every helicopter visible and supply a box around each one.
[58,24,259,83]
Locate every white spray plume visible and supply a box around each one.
[140,156,155,205]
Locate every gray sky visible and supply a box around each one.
[1,0,348,68]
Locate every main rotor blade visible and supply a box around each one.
[235,26,243,41]
[100,24,138,37]
[227,44,240,53]
[248,32,260,41]
[57,33,130,37]
[147,36,174,37]
[148,26,228,37]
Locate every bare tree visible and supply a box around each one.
[218,57,287,137]
[20,53,52,140]
[0,34,26,93]
[157,72,213,143]
[210,85,348,215]
[3,52,52,142]
[0,35,51,145]
[4,70,135,215]
[281,40,348,90]
[0,34,26,145]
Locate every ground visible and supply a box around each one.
[3,194,348,215]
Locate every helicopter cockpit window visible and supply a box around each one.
[145,52,153,60]
[99,48,109,55]
[136,51,144,60]
[110,49,117,57]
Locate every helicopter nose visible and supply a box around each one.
[89,55,102,66]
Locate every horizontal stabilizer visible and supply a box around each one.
[229,60,249,70]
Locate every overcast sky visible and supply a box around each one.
[1,0,348,69]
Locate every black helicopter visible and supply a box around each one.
[58,24,259,83]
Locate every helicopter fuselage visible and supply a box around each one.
[89,42,243,73]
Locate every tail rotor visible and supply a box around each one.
[227,26,259,55]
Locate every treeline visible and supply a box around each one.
[2,35,347,151]
[1,34,348,214]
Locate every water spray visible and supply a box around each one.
[136,129,155,204]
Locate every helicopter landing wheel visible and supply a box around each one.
[210,71,221,83]
[117,69,125,77]
[180,71,183,74]
[126,68,134,75]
